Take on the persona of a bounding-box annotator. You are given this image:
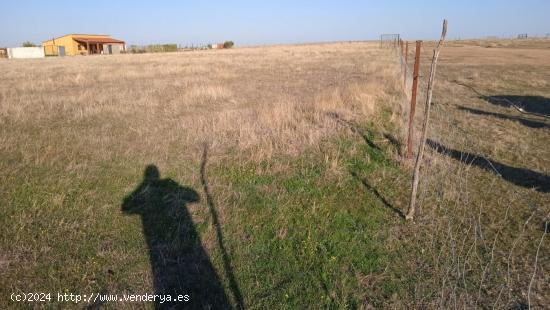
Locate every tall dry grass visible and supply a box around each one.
[0,42,404,167]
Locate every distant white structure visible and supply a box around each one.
[7,47,45,59]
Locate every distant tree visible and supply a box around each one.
[22,41,37,47]
[223,41,235,49]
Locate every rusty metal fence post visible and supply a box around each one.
[406,40,422,159]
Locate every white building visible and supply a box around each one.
[7,47,45,59]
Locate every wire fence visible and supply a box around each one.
[380,34,400,49]
[390,33,549,308]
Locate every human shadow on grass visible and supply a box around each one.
[458,106,549,129]
[427,140,550,193]
[478,95,550,118]
[122,165,232,309]
[350,171,405,219]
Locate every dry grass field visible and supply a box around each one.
[0,40,548,309]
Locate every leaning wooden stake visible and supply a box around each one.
[406,20,448,221]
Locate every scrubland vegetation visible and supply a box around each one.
[0,40,548,308]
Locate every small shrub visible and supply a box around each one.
[223,41,235,49]
[22,41,37,47]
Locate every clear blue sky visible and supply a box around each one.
[1,0,549,47]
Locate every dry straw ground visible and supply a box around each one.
[1,42,400,164]
[0,40,548,309]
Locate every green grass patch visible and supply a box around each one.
[211,132,406,308]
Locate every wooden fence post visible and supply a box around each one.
[406,40,422,159]
[406,20,448,221]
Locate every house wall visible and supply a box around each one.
[7,47,45,59]
[104,44,125,54]
[43,35,76,56]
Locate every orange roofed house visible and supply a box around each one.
[43,34,126,56]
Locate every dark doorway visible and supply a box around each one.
[122,165,231,309]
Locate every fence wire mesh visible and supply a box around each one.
[380,34,401,49]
